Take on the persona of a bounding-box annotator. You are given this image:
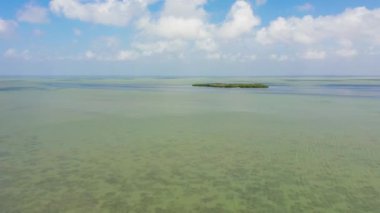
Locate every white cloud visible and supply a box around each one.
[85,50,95,59]
[196,38,218,52]
[336,48,357,58]
[271,54,289,61]
[256,0,267,6]
[81,36,130,61]
[83,49,138,61]
[219,0,260,39]
[17,4,49,24]
[51,1,260,62]
[256,16,318,45]
[256,7,380,46]
[227,53,257,62]
[296,3,314,12]
[117,50,139,61]
[335,39,358,57]
[50,0,155,26]
[302,50,326,60]
[4,49,17,57]
[133,40,187,56]
[139,0,211,40]
[12,2,380,67]
[137,0,259,62]
[141,16,210,39]
[161,0,207,18]
[3,48,31,60]
[0,19,17,36]
[207,52,257,62]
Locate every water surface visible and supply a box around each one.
[0,77,379,212]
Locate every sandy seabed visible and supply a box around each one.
[0,77,379,212]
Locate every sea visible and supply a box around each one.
[0,77,379,212]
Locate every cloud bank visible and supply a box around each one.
[2,0,380,75]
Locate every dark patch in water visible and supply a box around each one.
[253,83,380,98]
[0,86,44,92]
[0,135,10,143]
[42,82,160,90]
[0,151,10,158]
[285,78,380,82]
[323,84,380,89]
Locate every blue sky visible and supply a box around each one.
[1,0,380,76]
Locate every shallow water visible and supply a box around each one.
[0,77,380,212]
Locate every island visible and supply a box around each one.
[192,83,269,88]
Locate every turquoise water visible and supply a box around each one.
[0,77,380,212]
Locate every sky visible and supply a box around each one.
[1,0,380,76]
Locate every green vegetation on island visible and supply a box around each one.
[192,83,269,88]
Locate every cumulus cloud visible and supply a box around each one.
[302,50,326,60]
[256,16,315,45]
[17,4,49,24]
[0,19,17,36]
[219,0,260,39]
[46,1,256,62]
[135,0,221,60]
[13,1,380,66]
[256,7,380,46]
[136,0,259,61]
[141,16,210,39]
[335,39,358,57]
[50,0,155,26]
[139,0,211,40]
[139,0,259,40]
[161,0,207,18]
